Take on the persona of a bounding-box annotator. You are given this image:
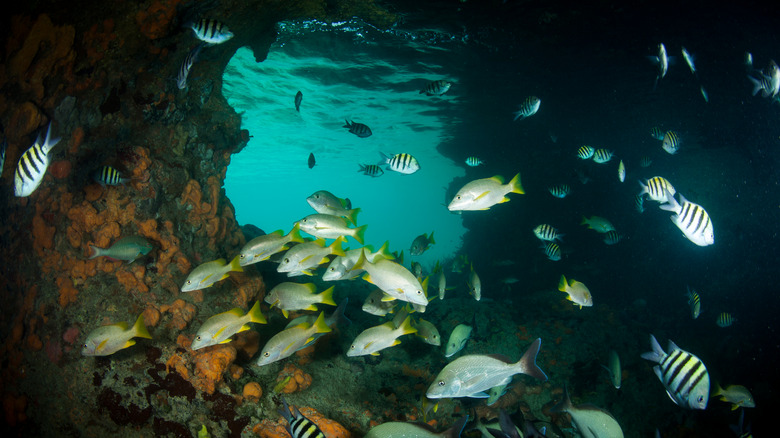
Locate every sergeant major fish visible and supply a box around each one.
[344,119,372,138]
[278,397,326,438]
[420,79,452,96]
[659,191,714,246]
[14,121,60,197]
[638,176,676,203]
[465,156,484,167]
[93,165,130,187]
[82,314,152,356]
[533,224,563,242]
[380,152,420,174]
[577,145,595,160]
[513,96,541,121]
[448,173,524,211]
[177,44,202,89]
[358,163,384,177]
[591,148,614,163]
[662,130,681,154]
[548,183,570,198]
[190,19,233,45]
[687,286,701,319]
[191,301,266,350]
[541,242,561,261]
[641,334,710,409]
[90,236,153,262]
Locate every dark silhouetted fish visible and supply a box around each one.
[295,91,302,112]
[344,120,372,138]
[420,79,452,96]
[308,153,315,169]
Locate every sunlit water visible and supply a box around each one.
[223,20,467,269]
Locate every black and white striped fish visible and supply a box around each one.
[343,120,372,138]
[420,79,452,96]
[591,148,613,163]
[358,163,384,177]
[577,145,595,160]
[650,126,664,141]
[641,334,710,410]
[541,242,561,261]
[638,176,675,203]
[177,44,202,89]
[379,152,420,175]
[716,312,735,327]
[465,156,484,167]
[548,184,570,198]
[659,190,714,247]
[635,194,645,213]
[603,230,623,245]
[513,96,541,121]
[533,224,563,242]
[14,122,60,197]
[662,131,681,154]
[278,397,326,438]
[93,165,129,187]
[190,19,233,45]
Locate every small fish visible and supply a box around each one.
[558,275,593,308]
[747,60,780,97]
[548,184,570,198]
[362,288,397,316]
[448,173,524,211]
[591,148,614,163]
[14,121,60,197]
[468,264,481,301]
[659,191,714,247]
[410,232,436,256]
[296,213,367,244]
[347,315,416,356]
[182,255,243,291]
[603,349,622,389]
[276,237,345,277]
[191,301,267,350]
[190,19,233,45]
[177,44,202,89]
[411,261,423,278]
[662,131,681,154]
[635,194,645,213]
[295,90,303,112]
[413,318,441,346]
[352,251,429,306]
[686,286,701,319]
[650,127,664,141]
[358,163,384,177]
[427,338,548,399]
[650,43,669,89]
[640,156,653,167]
[700,86,709,102]
[681,47,696,74]
[533,224,563,242]
[238,225,304,266]
[603,230,623,245]
[617,160,626,182]
[365,416,468,438]
[89,236,153,262]
[92,165,129,187]
[513,96,541,121]
[307,190,360,225]
[641,334,710,409]
[444,324,473,358]
[256,311,331,366]
[716,312,735,327]
[344,119,372,138]
[278,397,326,438]
[712,383,755,410]
[577,145,595,160]
[451,254,469,274]
[638,176,676,203]
[465,156,484,167]
[82,314,152,356]
[265,283,336,318]
[308,153,315,169]
[541,242,561,261]
[551,385,624,437]
[420,79,452,96]
[380,152,420,174]
[580,216,615,233]
[434,262,448,300]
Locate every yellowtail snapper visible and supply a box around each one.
[358,163,384,177]
[176,44,202,89]
[295,90,302,112]
[577,145,595,160]
[14,121,60,197]
[380,152,420,174]
[686,287,701,319]
[716,312,735,327]
[548,183,570,198]
[420,79,452,96]
[344,119,372,138]
[93,165,129,187]
[465,156,484,167]
[513,96,541,121]
[82,313,152,356]
[190,19,233,45]
[641,334,710,409]
[662,130,681,154]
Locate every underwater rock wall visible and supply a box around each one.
[0,0,395,434]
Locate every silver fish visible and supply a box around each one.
[641,334,710,410]
[14,122,60,197]
[513,96,540,121]
[190,19,233,45]
[177,44,202,89]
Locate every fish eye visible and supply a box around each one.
[456,196,461,200]
[264,352,270,357]
[416,290,422,295]
[239,254,245,259]
[350,345,355,350]
[195,336,201,341]
[438,380,445,386]
[284,258,290,263]
[186,280,191,285]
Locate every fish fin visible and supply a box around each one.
[731,404,739,411]
[468,392,490,398]
[550,384,573,413]
[345,207,361,226]
[97,339,108,352]
[228,255,243,273]
[428,231,435,244]
[236,324,251,333]
[473,191,490,201]
[227,307,244,317]
[219,339,233,344]
[89,245,102,259]
[370,352,380,356]
[281,309,289,318]
[516,338,547,381]
[380,294,396,302]
[287,223,305,243]
[319,286,336,306]
[489,175,505,184]
[304,304,318,311]
[115,321,130,330]
[248,300,267,324]
[329,236,346,257]
[353,225,367,245]
[122,339,136,350]
[313,312,331,334]
[399,315,417,336]
[132,315,153,339]
[391,339,401,346]
[640,335,666,363]
[558,275,567,292]
[508,173,524,194]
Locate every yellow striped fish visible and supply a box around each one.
[641,334,710,410]
[686,286,701,319]
[716,312,735,327]
[592,148,614,163]
[659,191,714,247]
[93,165,129,187]
[577,145,595,160]
[638,176,676,203]
[14,122,60,197]
[662,130,681,154]
[533,224,563,242]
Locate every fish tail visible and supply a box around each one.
[343,119,351,128]
[89,245,102,259]
[550,384,573,413]
[328,236,346,257]
[508,173,524,194]
[332,298,352,327]
[557,275,567,292]
[287,223,305,243]
[398,315,417,336]
[444,415,469,438]
[517,338,548,381]
[132,314,153,339]
[353,224,367,245]
[313,311,331,334]
[345,207,361,226]
[640,334,665,363]
[248,300,267,324]
[319,286,337,306]
[227,254,243,273]
[428,231,435,245]
[41,121,61,154]
[376,241,393,260]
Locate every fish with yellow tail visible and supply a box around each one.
[296,213,367,244]
[558,275,593,308]
[410,231,436,256]
[239,224,305,266]
[365,416,468,438]
[182,255,243,291]
[264,283,336,318]
[82,314,152,356]
[551,385,624,437]
[641,334,710,409]
[277,237,346,276]
[352,250,429,306]
[426,338,548,398]
[448,173,524,211]
[347,315,416,356]
[256,312,331,366]
[191,301,267,350]
[580,216,615,233]
[306,190,360,225]
[712,383,755,410]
